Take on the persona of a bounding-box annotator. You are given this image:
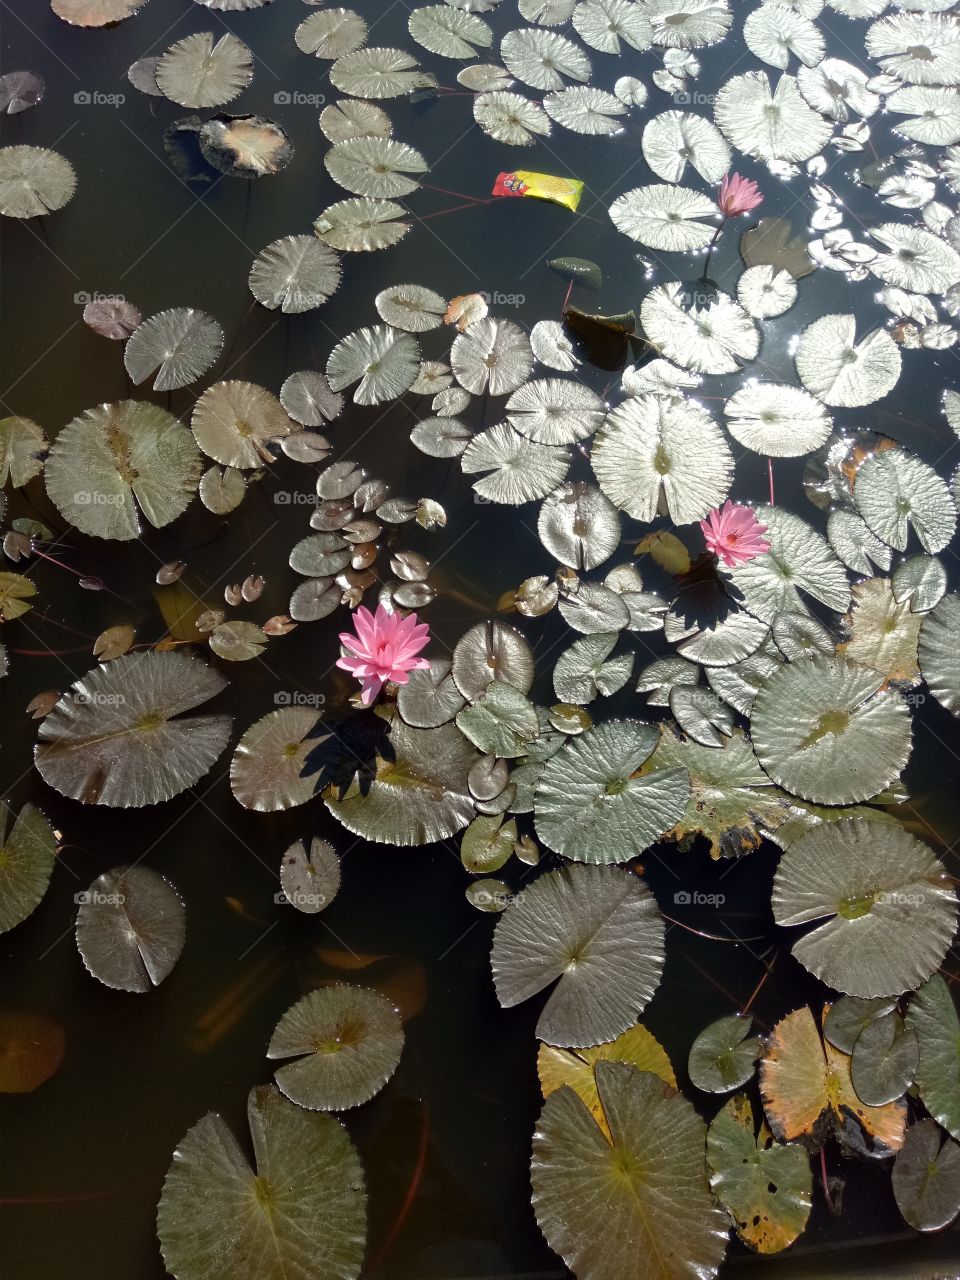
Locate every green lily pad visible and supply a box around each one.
[456,680,539,758]
[461,814,517,873]
[906,975,960,1140]
[823,995,897,1053]
[230,707,318,812]
[892,1118,960,1232]
[0,415,46,487]
[689,1014,759,1093]
[157,1084,366,1280]
[724,506,850,623]
[534,720,689,864]
[531,1062,729,1280]
[267,984,403,1110]
[751,655,911,805]
[76,865,185,992]
[851,1012,918,1106]
[491,863,665,1047]
[553,632,632,705]
[35,651,231,807]
[772,818,957,997]
[919,593,960,714]
[0,804,57,934]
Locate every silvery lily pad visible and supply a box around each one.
[592,393,733,524]
[641,111,730,184]
[329,47,432,99]
[610,184,719,252]
[751,655,911,804]
[773,818,957,997]
[796,314,901,407]
[199,115,292,178]
[230,707,318,812]
[314,197,410,252]
[534,720,689,863]
[854,447,957,553]
[452,318,533,396]
[0,146,76,218]
[507,379,604,445]
[156,33,254,109]
[157,1085,366,1280]
[723,384,830,457]
[491,864,666,1045]
[573,0,652,52]
[52,0,146,25]
[689,1015,760,1093]
[124,308,224,392]
[45,401,200,540]
[319,100,392,144]
[553,633,632,704]
[919,593,960,713]
[0,416,46,488]
[538,484,620,570]
[640,283,759,375]
[192,381,291,468]
[280,372,344,427]
[375,283,445,332]
[408,5,492,57]
[892,556,947,613]
[295,9,368,59]
[500,28,591,91]
[327,326,420,405]
[267,984,403,1109]
[249,236,341,313]
[461,422,568,504]
[325,137,427,199]
[456,680,539,757]
[397,657,466,727]
[724,506,850,622]
[544,87,626,135]
[75,866,184,992]
[474,90,551,143]
[736,265,798,319]
[714,71,833,162]
[36,652,230,807]
[453,621,534,699]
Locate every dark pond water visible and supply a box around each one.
[2,1,960,1277]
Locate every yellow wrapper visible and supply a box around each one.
[492,170,583,212]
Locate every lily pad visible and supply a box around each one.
[157,1085,366,1280]
[156,32,254,109]
[724,506,850,623]
[267,984,403,1110]
[707,1092,813,1254]
[75,866,185,992]
[534,720,689,864]
[850,1012,918,1106]
[456,680,539,758]
[0,146,75,217]
[45,401,201,540]
[249,236,341,313]
[689,1015,760,1093]
[0,416,46,487]
[892,1118,960,1232]
[855,447,956,554]
[325,720,479,846]
[491,863,665,1046]
[452,621,534,700]
[906,974,960,1140]
[531,1062,729,1280]
[772,819,957,997]
[751,656,911,805]
[824,995,897,1054]
[230,707,318,812]
[36,651,231,807]
[124,308,223,392]
[396,658,466,728]
[279,837,340,914]
[0,804,57,934]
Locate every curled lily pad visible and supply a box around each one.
[707,1092,813,1255]
[689,1015,760,1093]
[325,720,479,846]
[751,656,911,805]
[773,819,957,997]
[492,864,665,1046]
[36,651,231,807]
[0,804,57,934]
[534,720,689,864]
[75,866,184,993]
[892,1119,960,1232]
[267,984,403,1110]
[537,1024,676,1141]
[851,1013,918,1106]
[45,401,200,541]
[906,975,960,1140]
[124,308,223,392]
[279,838,340,914]
[531,1062,729,1280]
[230,707,318,812]
[157,1085,366,1280]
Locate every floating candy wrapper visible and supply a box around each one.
[492,170,583,213]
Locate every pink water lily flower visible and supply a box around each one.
[701,501,770,568]
[337,604,431,706]
[718,172,763,217]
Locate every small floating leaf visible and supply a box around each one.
[279,837,340,914]
[689,1015,759,1094]
[76,866,185,992]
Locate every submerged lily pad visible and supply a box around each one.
[76,866,185,993]
[708,1092,812,1255]
[0,804,57,934]
[267,984,403,1110]
[773,819,956,997]
[534,720,689,864]
[491,863,665,1046]
[157,1085,366,1280]
[36,651,231,807]
[45,401,200,540]
[531,1062,729,1280]
[751,656,911,805]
